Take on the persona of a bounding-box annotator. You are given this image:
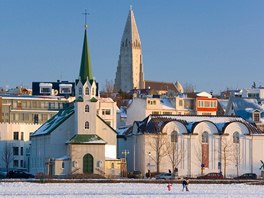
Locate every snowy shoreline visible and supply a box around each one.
[1,178,264,185]
[0,182,264,197]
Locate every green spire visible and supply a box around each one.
[79,29,93,84]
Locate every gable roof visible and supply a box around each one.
[144,80,179,92]
[31,105,75,137]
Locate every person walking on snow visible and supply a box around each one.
[182,178,189,192]
[167,183,172,191]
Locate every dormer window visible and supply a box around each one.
[39,83,52,95]
[253,110,260,122]
[59,84,72,94]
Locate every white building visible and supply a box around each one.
[118,115,264,178]
[30,24,119,177]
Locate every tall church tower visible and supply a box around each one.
[114,7,144,92]
[75,22,97,135]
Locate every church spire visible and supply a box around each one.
[79,10,92,84]
[114,7,144,92]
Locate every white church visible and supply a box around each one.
[30,23,120,177]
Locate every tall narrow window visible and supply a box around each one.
[85,121,89,129]
[85,87,89,95]
[202,131,209,168]
[253,110,260,122]
[79,87,82,96]
[13,132,19,140]
[233,132,239,144]
[171,131,178,142]
[85,105,89,112]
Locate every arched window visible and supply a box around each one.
[202,131,209,143]
[202,131,209,168]
[233,132,239,144]
[85,121,89,129]
[171,131,178,142]
[79,87,82,96]
[85,87,89,95]
[92,88,95,95]
[85,105,89,112]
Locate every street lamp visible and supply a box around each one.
[148,152,151,170]
[122,150,129,177]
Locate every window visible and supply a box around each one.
[20,132,24,141]
[97,161,102,168]
[59,84,72,94]
[171,131,178,142]
[20,147,24,155]
[13,132,19,140]
[40,87,51,94]
[253,111,260,122]
[111,163,114,169]
[85,87,89,95]
[72,161,78,168]
[20,160,24,168]
[13,147,19,155]
[85,105,89,112]
[33,114,39,124]
[202,131,209,168]
[79,87,82,96]
[233,132,239,144]
[179,100,183,106]
[13,160,19,167]
[152,111,159,115]
[202,132,209,143]
[102,109,111,115]
[62,162,65,169]
[85,121,89,129]
[92,88,95,95]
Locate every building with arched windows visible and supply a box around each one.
[118,115,264,178]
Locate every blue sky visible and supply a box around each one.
[1,0,264,94]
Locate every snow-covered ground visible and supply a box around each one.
[0,182,263,197]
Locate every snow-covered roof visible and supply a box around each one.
[160,98,174,109]
[68,134,106,144]
[229,97,264,123]
[31,105,75,137]
[197,91,212,98]
[131,114,263,135]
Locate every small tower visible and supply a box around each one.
[75,14,97,135]
[114,7,144,92]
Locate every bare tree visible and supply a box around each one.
[147,133,168,173]
[101,80,115,98]
[233,143,242,177]
[164,132,184,174]
[183,82,195,93]
[193,139,205,175]
[2,142,14,172]
[220,137,234,178]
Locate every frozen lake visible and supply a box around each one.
[0,182,263,197]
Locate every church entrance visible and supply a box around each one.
[83,153,93,173]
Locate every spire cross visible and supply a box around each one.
[82,9,89,29]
